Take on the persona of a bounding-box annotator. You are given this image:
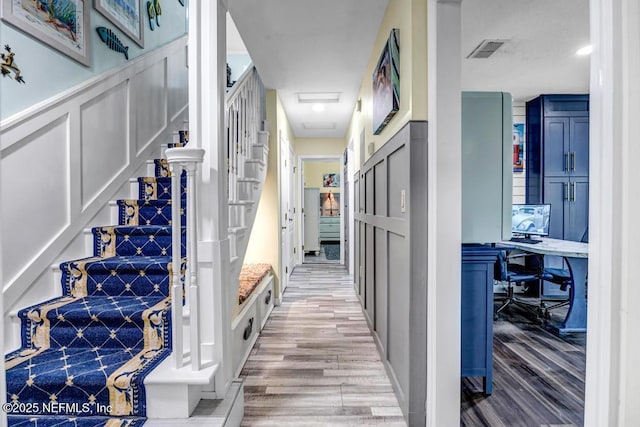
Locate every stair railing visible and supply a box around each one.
[226,65,264,201]
[166,147,205,370]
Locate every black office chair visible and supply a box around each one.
[494,250,543,317]
[538,228,588,318]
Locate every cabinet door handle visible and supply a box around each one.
[571,152,576,171]
[564,153,569,171]
[572,182,576,202]
[564,182,570,201]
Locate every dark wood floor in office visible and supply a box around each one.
[239,264,406,427]
[462,302,586,427]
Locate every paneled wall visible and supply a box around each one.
[513,101,527,203]
[1,36,189,316]
[354,121,428,426]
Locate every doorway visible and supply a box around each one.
[298,156,344,265]
[279,133,295,293]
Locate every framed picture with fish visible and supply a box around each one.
[0,0,91,66]
[95,0,144,47]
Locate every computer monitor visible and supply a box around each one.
[511,204,551,238]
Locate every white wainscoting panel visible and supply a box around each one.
[81,82,130,208]
[168,48,189,122]
[133,60,168,154]
[1,116,70,284]
[0,36,188,314]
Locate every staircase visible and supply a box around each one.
[226,66,269,284]
[4,66,268,424]
[4,134,189,426]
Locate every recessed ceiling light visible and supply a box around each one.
[303,122,336,130]
[576,45,592,56]
[297,92,341,103]
[312,104,325,112]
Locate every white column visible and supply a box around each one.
[585,0,640,425]
[426,1,462,426]
[187,0,231,393]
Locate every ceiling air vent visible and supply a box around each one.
[467,39,505,59]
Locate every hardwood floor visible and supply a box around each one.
[461,302,586,427]
[239,264,406,426]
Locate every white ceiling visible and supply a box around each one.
[228,0,590,138]
[462,0,590,101]
[228,0,389,138]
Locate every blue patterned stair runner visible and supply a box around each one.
[5,143,188,426]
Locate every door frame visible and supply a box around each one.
[296,154,345,265]
[427,0,630,425]
[278,132,294,293]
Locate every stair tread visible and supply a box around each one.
[8,415,145,426]
[19,295,169,320]
[6,346,170,416]
[61,255,178,269]
[228,200,254,205]
[117,199,185,205]
[93,225,182,234]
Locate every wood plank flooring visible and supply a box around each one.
[239,264,406,426]
[461,302,586,427]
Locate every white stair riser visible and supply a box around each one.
[229,232,238,259]
[237,182,258,201]
[229,205,247,228]
[147,159,157,176]
[244,162,265,180]
[257,130,269,147]
[251,145,268,162]
[146,384,202,419]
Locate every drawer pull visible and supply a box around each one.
[264,290,272,305]
[243,317,254,340]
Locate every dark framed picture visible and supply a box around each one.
[372,28,400,135]
[95,0,144,47]
[513,123,525,172]
[1,0,91,66]
[322,173,340,187]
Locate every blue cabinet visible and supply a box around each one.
[461,244,500,395]
[526,95,589,241]
[319,216,340,242]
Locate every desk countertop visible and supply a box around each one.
[499,237,588,258]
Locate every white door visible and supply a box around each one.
[280,136,295,292]
[286,144,296,272]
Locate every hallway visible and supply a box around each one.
[239,264,406,426]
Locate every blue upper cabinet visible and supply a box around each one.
[526,95,589,241]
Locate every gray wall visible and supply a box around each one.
[354,121,428,426]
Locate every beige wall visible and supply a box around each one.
[245,90,295,298]
[295,138,347,156]
[303,161,341,194]
[346,0,428,166]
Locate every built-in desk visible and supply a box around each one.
[499,237,588,334]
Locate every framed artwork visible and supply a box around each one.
[322,173,340,188]
[372,28,400,135]
[513,123,525,172]
[1,0,91,66]
[320,192,340,217]
[95,0,144,47]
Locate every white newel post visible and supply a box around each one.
[188,0,231,392]
[168,160,184,368]
[166,148,205,370]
